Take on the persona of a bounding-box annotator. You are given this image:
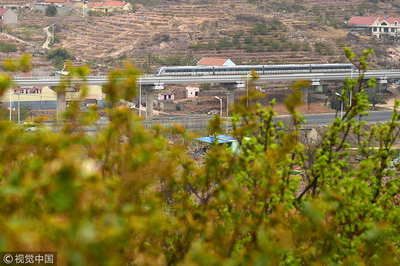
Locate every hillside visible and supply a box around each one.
[2,0,400,74]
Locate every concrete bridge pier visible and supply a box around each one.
[51,86,67,120]
[145,86,154,119]
[143,84,164,119]
[223,83,245,108]
[301,87,309,104]
[226,87,236,107]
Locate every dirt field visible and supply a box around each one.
[159,91,334,116]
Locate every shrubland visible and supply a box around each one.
[1,49,400,265]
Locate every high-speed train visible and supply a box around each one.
[156,63,355,76]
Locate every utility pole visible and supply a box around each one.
[17,92,20,124]
[226,91,229,133]
[51,23,55,43]
[9,86,11,122]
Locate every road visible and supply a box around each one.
[284,110,396,126]
[42,26,52,49]
[139,110,397,129]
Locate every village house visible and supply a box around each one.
[0,8,17,25]
[66,85,105,107]
[157,92,174,101]
[186,87,199,98]
[348,17,400,39]
[85,1,132,12]
[197,57,236,67]
[1,86,57,110]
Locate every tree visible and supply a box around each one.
[1,49,400,265]
[46,47,71,70]
[367,86,385,110]
[45,4,57,17]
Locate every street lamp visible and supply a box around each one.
[215,96,222,117]
[350,70,353,106]
[139,75,141,117]
[335,92,343,119]
[246,73,249,107]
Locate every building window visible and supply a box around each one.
[392,28,395,32]
[384,28,389,32]
[396,22,398,26]
[373,27,377,31]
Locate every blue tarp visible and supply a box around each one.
[194,135,236,144]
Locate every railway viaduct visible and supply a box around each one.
[12,70,398,119]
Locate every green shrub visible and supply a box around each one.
[217,37,232,50]
[0,42,17,53]
[280,34,287,43]
[45,4,57,16]
[271,41,280,50]
[200,83,211,90]
[244,35,254,44]
[245,44,255,52]
[290,42,301,51]
[1,49,400,266]
[315,41,334,55]
[87,10,106,17]
[302,42,310,51]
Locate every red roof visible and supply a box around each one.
[348,17,400,26]
[348,17,379,26]
[197,57,230,66]
[0,9,9,16]
[102,1,127,7]
[377,17,400,24]
[88,3,101,7]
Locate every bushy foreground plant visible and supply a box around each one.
[1,49,400,265]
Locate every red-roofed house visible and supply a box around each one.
[372,17,400,39]
[348,16,400,39]
[87,3,101,8]
[348,17,379,27]
[86,0,132,12]
[101,1,132,11]
[197,57,236,67]
[0,8,17,25]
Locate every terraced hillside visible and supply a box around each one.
[3,0,400,73]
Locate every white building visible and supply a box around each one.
[348,17,400,39]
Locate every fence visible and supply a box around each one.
[143,116,218,130]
